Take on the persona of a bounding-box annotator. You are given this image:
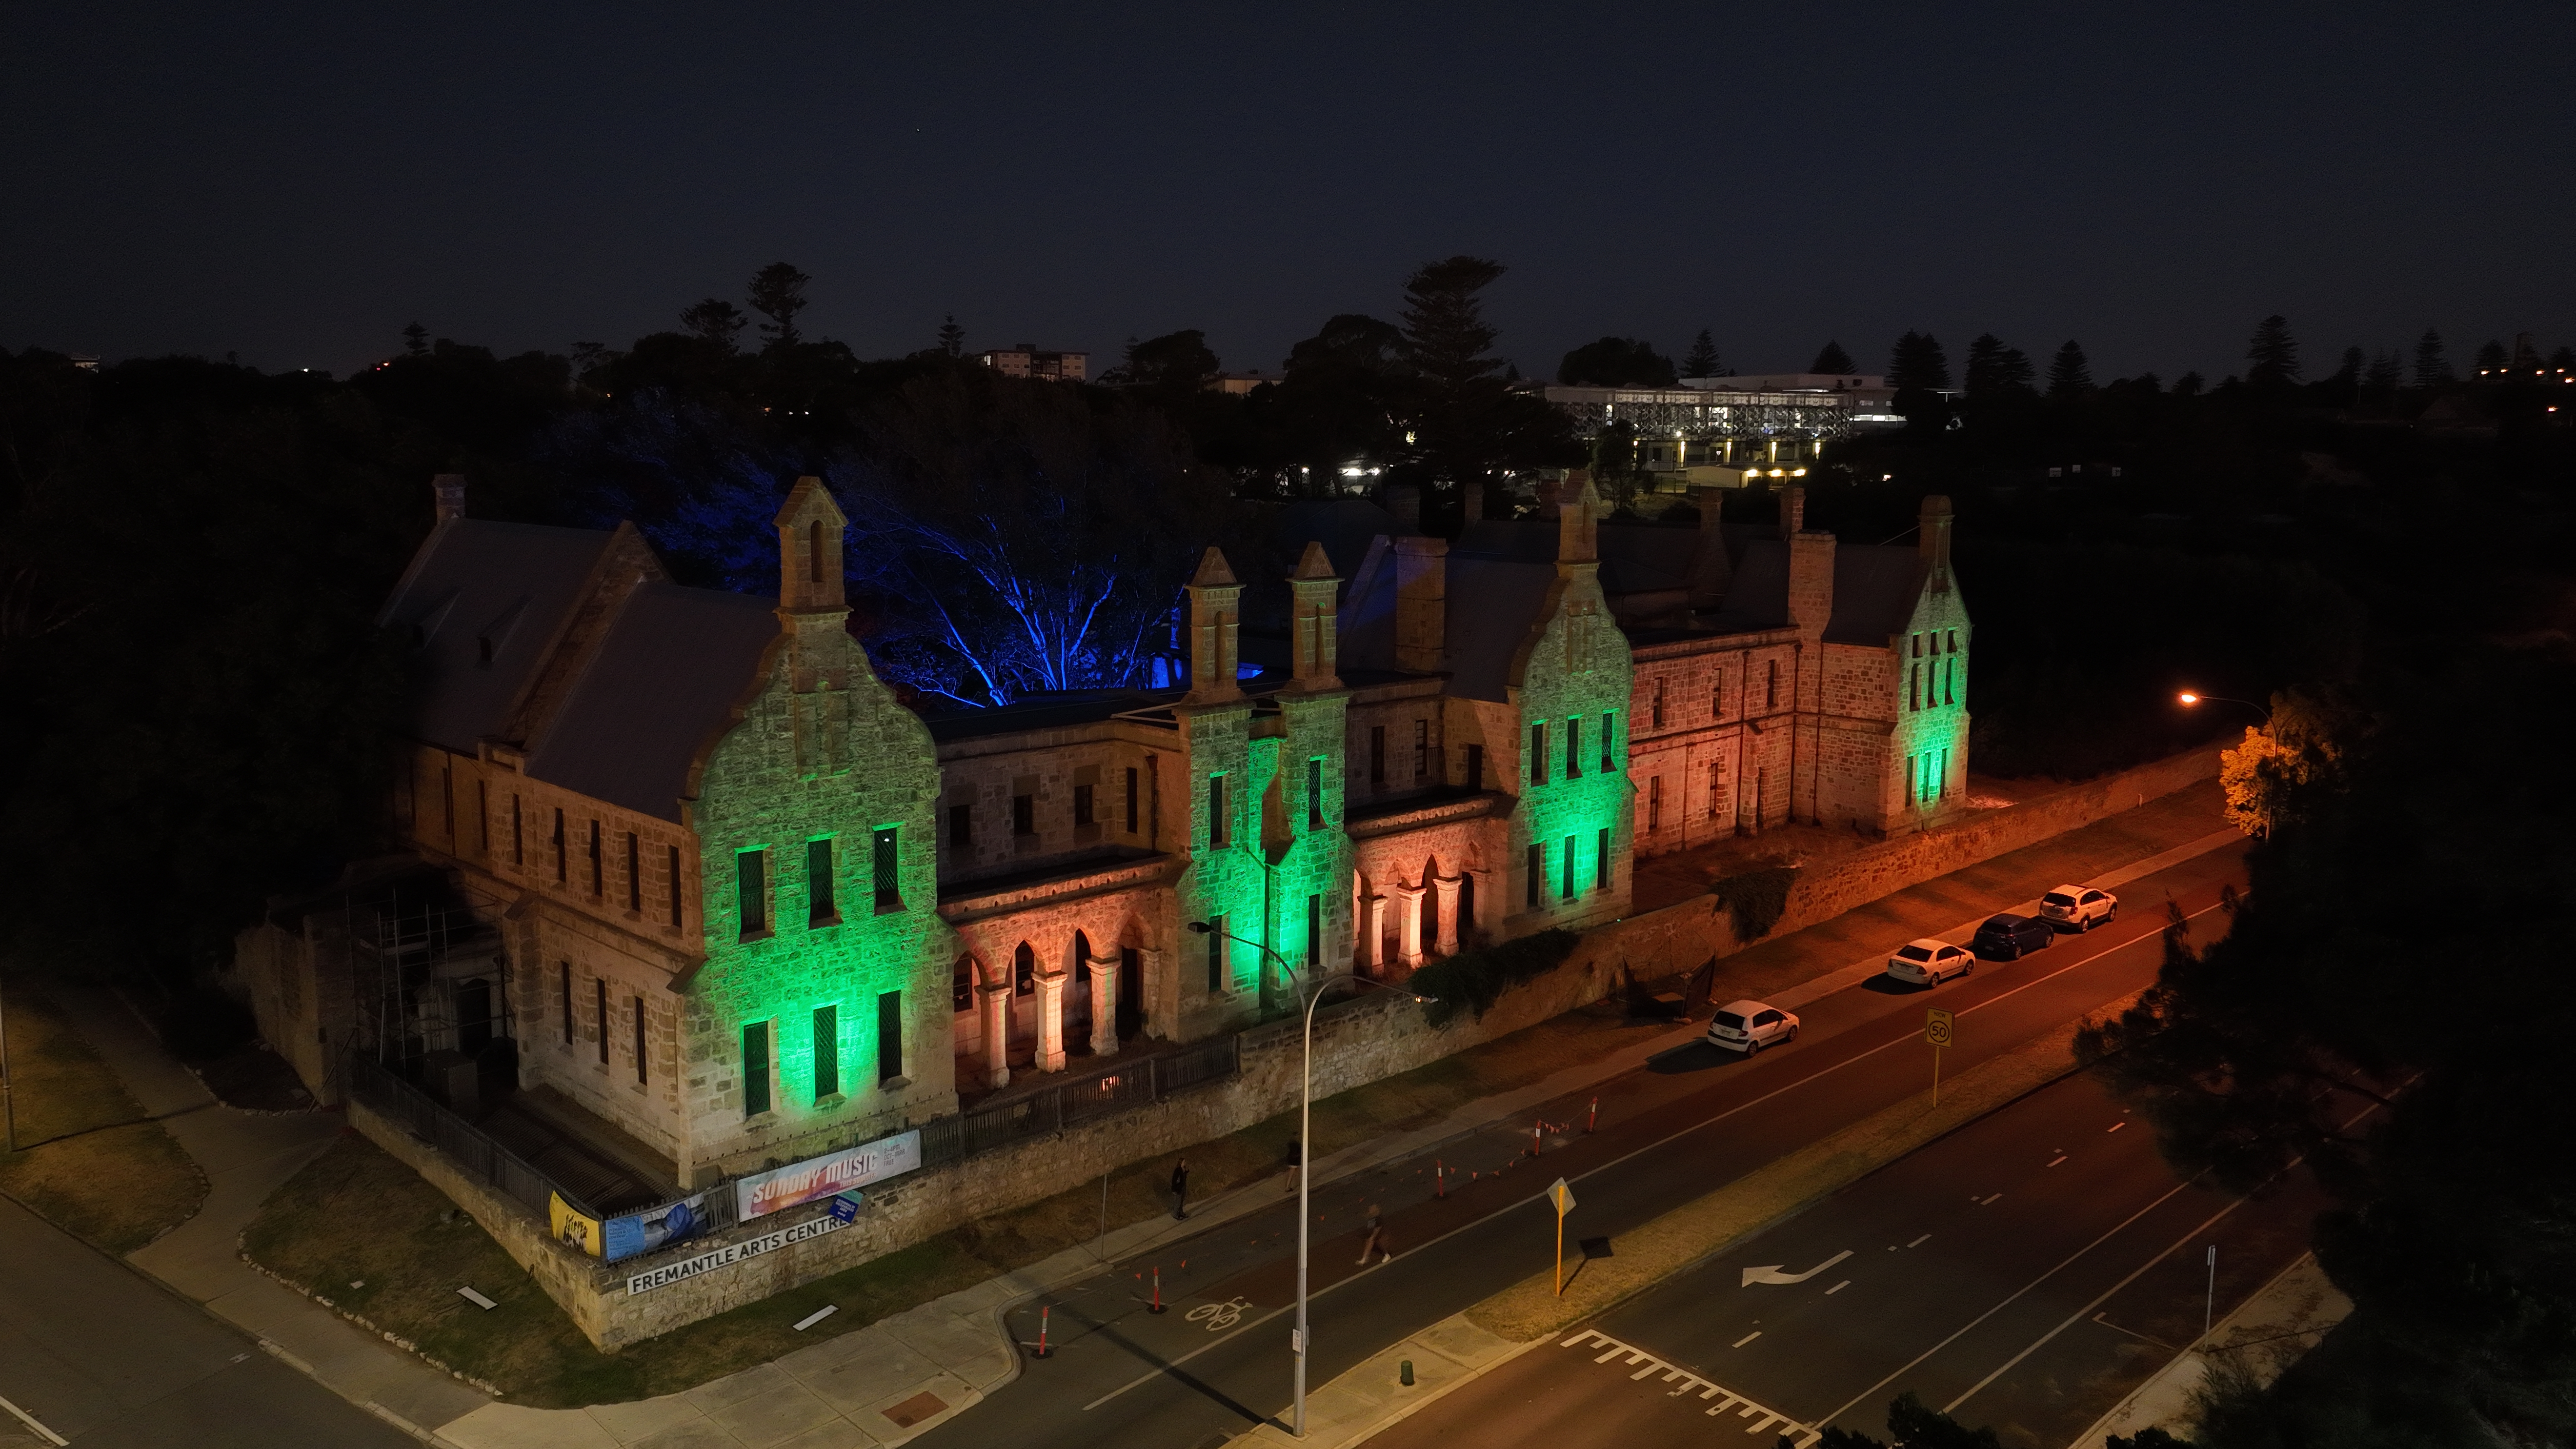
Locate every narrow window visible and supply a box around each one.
[595,979,609,1064]
[1307,756,1325,828]
[667,845,684,928]
[1561,835,1577,900]
[877,992,904,1084]
[1466,743,1484,789]
[1707,761,1723,818]
[1208,775,1228,847]
[1596,828,1611,893]
[1014,942,1036,995]
[441,765,454,837]
[1124,767,1140,832]
[625,832,641,911]
[1939,747,1951,799]
[552,808,566,883]
[512,795,523,864]
[1566,717,1582,778]
[1205,915,1225,992]
[1712,668,1727,720]
[1766,660,1779,709]
[1944,659,1955,706]
[808,837,837,924]
[477,781,491,854]
[1652,677,1667,727]
[1905,754,1916,805]
[1073,782,1095,826]
[1649,775,1664,832]
[1306,893,1322,966]
[807,519,825,584]
[1012,793,1035,836]
[1529,722,1548,784]
[1601,712,1616,772]
[587,820,603,896]
[1910,663,1920,712]
[1413,719,1429,780]
[872,827,900,911]
[1369,725,1386,785]
[633,997,647,1084]
[558,963,573,1045]
[742,1021,771,1117]
[813,1005,840,1100]
[737,848,767,938]
[949,803,972,850]
[1913,632,1924,658]
[1526,844,1544,908]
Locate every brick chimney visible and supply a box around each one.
[1384,483,1421,536]
[1185,547,1244,704]
[1917,494,1954,592]
[773,477,847,615]
[432,473,467,525]
[1689,485,1732,610]
[1557,473,1600,567]
[1787,528,1835,638]
[1778,483,1805,540]
[1287,541,1342,690]
[1394,538,1447,674]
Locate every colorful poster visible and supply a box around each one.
[733,1128,921,1222]
[548,1192,603,1257]
[602,1191,711,1263]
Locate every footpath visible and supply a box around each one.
[46,785,2234,1449]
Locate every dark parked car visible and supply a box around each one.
[1972,912,2055,960]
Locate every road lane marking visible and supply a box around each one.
[1826,1280,1850,1295]
[1732,1331,1762,1348]
[0,1394,66,1448]
[2047,1156,2068,1167]
[1907,1234,1931,1248]
[2108,1122,2126,1132]
[1559,1330,1816,1447]
[1086,898,2232,1412]
[1979,1193,2002,1205]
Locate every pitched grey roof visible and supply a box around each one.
[1824,546,1926,645]
[1443,559,1556,701]
[1273,498,1398,582]
[380,520,621,753]
[1451,519,1696,596]
[524,583,781,822]
[1703,539,1790,633]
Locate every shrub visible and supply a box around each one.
[1409,929,1579,1026]
[1709,866,1797,942]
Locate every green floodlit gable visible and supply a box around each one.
[1509,567,1636,922]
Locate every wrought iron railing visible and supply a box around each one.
[345,1052,597,1221]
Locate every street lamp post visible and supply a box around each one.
[1187,921,1430,1438]
[2176,691,2272,725]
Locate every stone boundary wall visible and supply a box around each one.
[350,746,2220,1348]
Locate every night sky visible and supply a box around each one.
[7,4,2572,382]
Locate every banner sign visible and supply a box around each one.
[602,1191,711,1264]
[733,1128,921,1223]
[549,1192,603,1257]
[624,1213,846,1295]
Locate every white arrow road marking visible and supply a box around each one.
[1741,1248,1853,1288]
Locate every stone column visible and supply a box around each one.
[1088,954,1120,1057]
[1394,884,1428,968]
[1137,947,1168,1039]
[978,980,1011,1091]
[1364,893,1389,977]
[1468,869,1493,939]
[1035,971,1068,1072]
[1432,875,1462,955]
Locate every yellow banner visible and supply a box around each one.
[549,1192,603,1257]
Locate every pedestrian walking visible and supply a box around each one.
[1169,1158,1190,1220]
[1282,1137,1301,1195]
[1356,1203,1389,1266]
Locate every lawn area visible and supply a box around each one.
[242,996,1653,1408]
[0,973,206,1255]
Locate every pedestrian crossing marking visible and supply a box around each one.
[1558,1328,1821,1447]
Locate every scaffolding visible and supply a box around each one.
[342,879,508,1075]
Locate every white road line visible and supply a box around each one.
[1088,897,2231,1412]
[1907,1234,1931,1248]
[0,1394,67,1448]
[1826,1280,1850,1295]
[1557,1330,1818,1448]
[2108,1121,2127,1132]
[2047,1155,2068,1167]
[1733,1331,1763,1348]
[1980,1193,2003,1205]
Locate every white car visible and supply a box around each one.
[1707,999,1800,1053]
[1886,938,1975,985]
[2038,884,2118,931]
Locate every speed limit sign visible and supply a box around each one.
[1925,1008,1955,1046]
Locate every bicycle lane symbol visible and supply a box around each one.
[1185,1297,1252,1331]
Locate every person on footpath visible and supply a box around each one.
[1281,1137,1301,1195]
[1169,1158,1191,1220]
[1357,1204,1390,1266]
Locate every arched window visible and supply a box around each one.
[1013,942,1036,995]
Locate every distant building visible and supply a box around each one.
[1208,371,1272,395]
[1543,382,1869,494]
[1684,372,1887,396]
[977,343,1088,382]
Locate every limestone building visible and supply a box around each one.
[238,471,1965,1205]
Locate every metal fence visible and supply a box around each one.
[921,1035,1241,1169]
[345,1052,597,1221]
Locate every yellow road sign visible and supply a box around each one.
[1549,1178,1576,1216]
[1925,1008,1954,1047]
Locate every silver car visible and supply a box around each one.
[1708,999,1800,1053]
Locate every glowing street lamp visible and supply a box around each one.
[2176,691,2271,724]
[1187,921,1431,1437]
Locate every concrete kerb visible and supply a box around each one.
[431,820,2245,1447]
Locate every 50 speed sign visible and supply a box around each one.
[1924,1008,1955,1046]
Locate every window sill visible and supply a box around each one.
[808,913,842,930]
[873,899,905,917]
[739,928,774,944]
[813,1092,846,1110]
[880,1074,912,1091]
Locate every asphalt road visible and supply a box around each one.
[914,842,2252,1449]
[1364,1068,2332,1449]
[0,1193,412,1449]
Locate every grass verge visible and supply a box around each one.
[0,974,206,1254]
[1465,990,2148,1343]
[243,996,1665,1407]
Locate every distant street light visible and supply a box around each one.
[2177,691,2271,724]
[1187,921,1433,1438]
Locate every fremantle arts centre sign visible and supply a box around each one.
[623,1127,923,1295]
